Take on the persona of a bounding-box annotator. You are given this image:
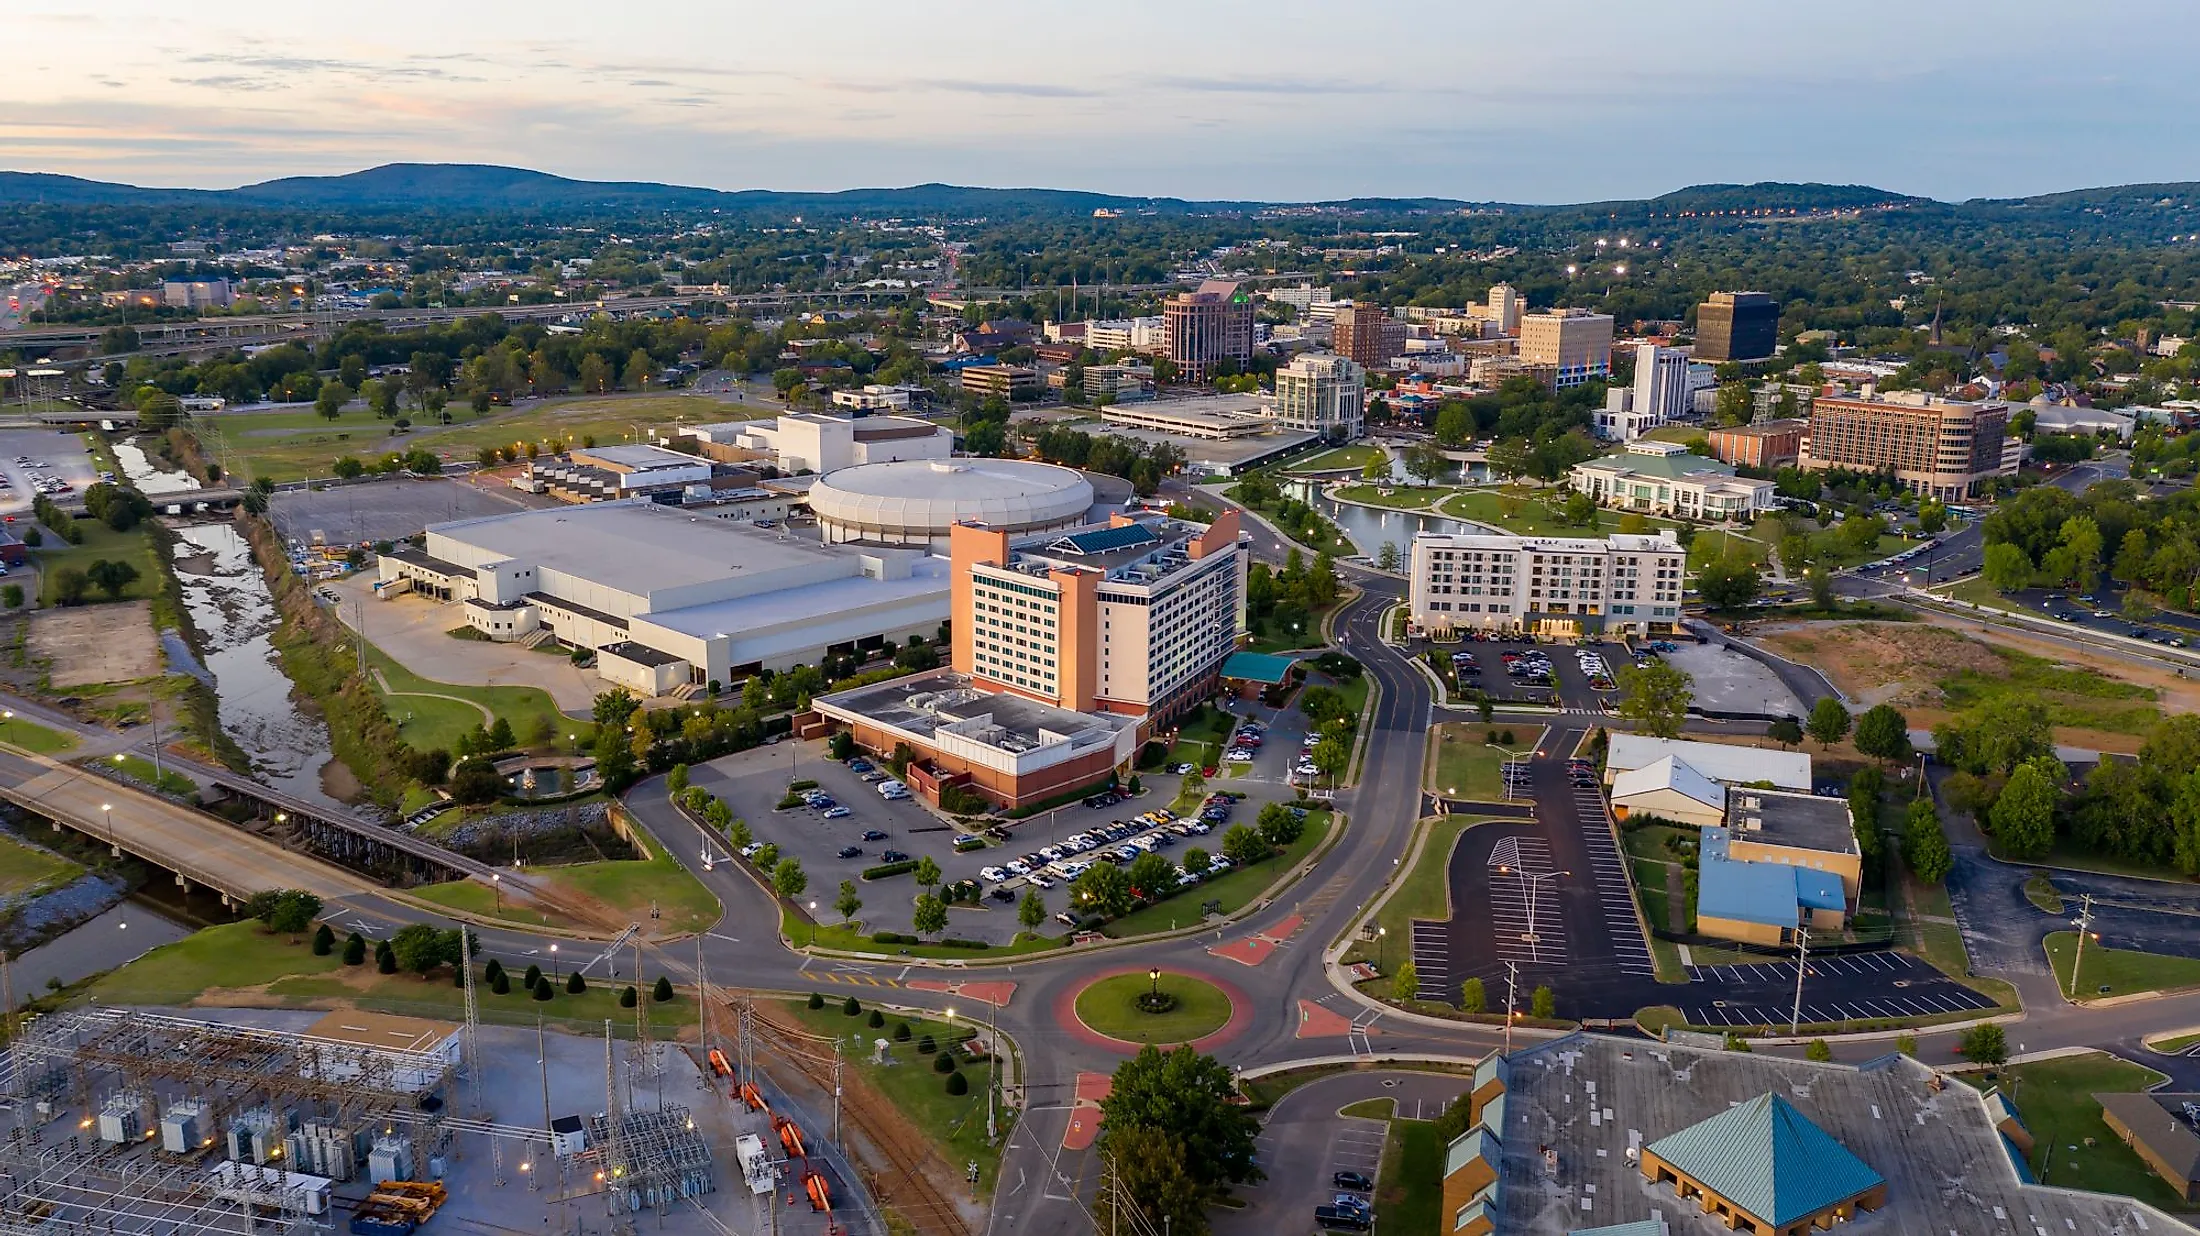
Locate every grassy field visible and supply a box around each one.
[412,848,718,935]
[2024,872,2065,914]
[91,752,199,797]
[1438,488,1682,539]
[1289,444,1387,473]
[1986,1053,2185,1209]
[1332,484,1449,511]
[0,717,80,755]
[1941,645,2159,735]
[1372,1114,1443,1236]
[1642,425,1708,445]
[1689,527,1769,567]
[90,921,695,1032]
[35,520,165,607]
[1348,816,1479,981]
[205,394,769,484]
[1102,810,1333,938]
[1073,972,1233,1043]
[366,642,586,750]
[1164,704,1234,768]
[0,833,79,898]
[2149,1029,2200,1053]
[1426,724,1514,800]
[2045,930,2200,999]
[778,1000,1009,1195]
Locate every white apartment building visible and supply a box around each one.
[830,384,916,411]
[1633,343,1691,423]
[1273,353,1366,440]
[1408,530,1687,638]
[1269,285,1333,315]
[1085,317,1166,353]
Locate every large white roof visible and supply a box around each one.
[1605,735,1812,792]
[808,458,1094,536]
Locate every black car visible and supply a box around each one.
[881,849,910,863]
[988,887,1016,903]
[836,845,864,859]
[862,829,889,841]
[1332,1171,1373,1192]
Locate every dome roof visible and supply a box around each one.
[809,459,1095,537]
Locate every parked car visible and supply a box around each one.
[836,845,864,859]
[1333,1171,1374,1192]
[822,806,851,819]
[861,828,889,841]
[881,849,910,864]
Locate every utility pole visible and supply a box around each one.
[1503,961,1519,1056]
[2068,894,2097,999]
[1788,927,1810,1036]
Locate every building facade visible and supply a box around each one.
[1162,280,1254,383]
[1631,343,1692,424]
[1084,317,1166,353]
[1517,309,1614,388]
[1694,291,1779,363]
[1272,353,1366,440]
[959,363,1040,401]
[1803,392,2013,498]
[709,413,953,475]
[1331,304,1407,373]
[1569,440,1778,520]
[1708,418,1807,469]
[162,279,234,309]
[949,510,1247,722]
[1407,530,1686,638]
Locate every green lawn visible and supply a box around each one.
[206,394,768,484]
[414,849,720,935]
[2149,1030,2200,1053]
[1438,488,1681,539]
[1163,703,1234,768]
[92,752,199,797]
[35,520,165,607]
[1288,444,1387,473]
[2046,930,2200,999]
[1941,645,2160,736]
[0,717,80,755]
[1427,724,1513,800]
[1689,527,1769,568]
[1350,816,1479,979]
[1102,810,1333,938]
[1332,484,1449,511]
[1643,425,1708,445]
[1073,972,1233,1044]
[797,914,1065,959]
[366,643,587,750]
[0,834,80,898]
[1373,1115,1443,1236]
[93,921,694,1033]
[2024,872,2065,915]
[779,1000,1009,1195]
[1987,1053,2187,1210]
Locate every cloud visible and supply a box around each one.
[170,76,286,93]
[829,77,1102,99]
[1147,74,1382,96]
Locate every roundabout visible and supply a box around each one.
[1070,968,1241,1049]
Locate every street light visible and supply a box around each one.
[491,872,502,913]
[548,943,559,981]
[1496,865,1568,964]
[1148,966,1162,1000]
[100,803,113,849]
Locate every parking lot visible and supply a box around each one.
[1435,634,1656,712]
[692,731,1297,944]
[1673,951,1998,1028]
[0,428,99,521]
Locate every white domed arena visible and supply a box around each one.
[807,458,1097,551]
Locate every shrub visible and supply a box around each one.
[776,793,806,810]
[842,995,861,1016]
[940,938,990,949]
[342,932,366,965]
[532,978,554,1001]
[653,975,674,1002]
[620,986,639,1009]
[867,1009,884,1028]
[566,970,586,994]
[377,949,397,975]
[933,1051,957,1074]
[944,1070,968,1096]
[490,971,511,995]
[861,861,919,881]
[484,958,504,985]
[893,1022,912,1042]
[807,992,825,1009]
[524,964,543,989]
[917,1034,937,1054]
[871,931,908,944]
[788,778,819,792]
[311,924,335,955]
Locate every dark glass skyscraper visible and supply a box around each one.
[1695,291,1779,362]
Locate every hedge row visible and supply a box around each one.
[861,860,919,880]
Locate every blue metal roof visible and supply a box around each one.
[1219,651,1297,685]
[1646,1094,1882,1227]
[1053,524,1161,554]
[1696,827,1845,928]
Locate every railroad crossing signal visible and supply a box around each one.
[967,1161,980,1184]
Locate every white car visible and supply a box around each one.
[1027,873,1056,890]
[980,866,1008,883]
[1004,860,1032,877]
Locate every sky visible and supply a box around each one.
[3,0,2193,204]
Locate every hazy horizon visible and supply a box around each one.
[7,0,2193,205]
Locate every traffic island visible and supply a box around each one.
[1071,970,1236,1048]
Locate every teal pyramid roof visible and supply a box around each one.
[1646,1093,1882,1226]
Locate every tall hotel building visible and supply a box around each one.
[1162,280,1254,383]
[1803,392,2014,499]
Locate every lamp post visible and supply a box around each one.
[491,872,502,913]
[3,709,13,746]
[548,943,559,982]
[100,802,113,852]
[1496,865,1568,964]
[1148,966,1161,1001]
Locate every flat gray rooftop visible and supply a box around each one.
[1723,789,1859,856]
[821,670,1132,755]
[431,502,844,599]
[1499,1034,2188,1235]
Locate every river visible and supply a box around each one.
[7,899,192,996]
[167,521,353,812]
[114,436,204,497]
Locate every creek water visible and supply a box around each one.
[7,899,192,996]
[113,436,204,497]
[166,521,352,812]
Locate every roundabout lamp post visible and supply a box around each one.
[1148,966,1161,1001]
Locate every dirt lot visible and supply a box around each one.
[28,600,162,687]
[1762,616,2189,754]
